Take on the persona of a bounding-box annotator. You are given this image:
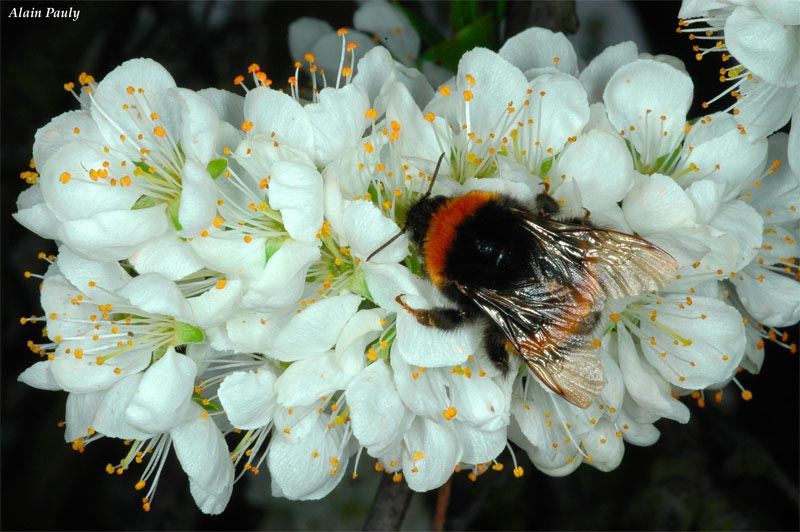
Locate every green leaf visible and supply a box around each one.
[132,195,161,210]
[450,0,479,33]
[174,321,205,345]
[421,12,497,72]
[206,158,227,179]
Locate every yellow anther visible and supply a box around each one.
[442,406,457,420]
[365,108,378,120]
[135,480,146,491]
[337,27,348,36]
[741,389,753,401]
[463,90,474,102]
[247,63,260,73]
[392,472,403,483]
[609,313,621,322]
[439,85,451,96]
[59,171,71,184]
[241,121,254,132]
[513,466,524,478]
[346,42,359,52]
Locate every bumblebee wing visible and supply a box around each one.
[459,281,605,409]
[456,213,676,409]
[512,210,679,300]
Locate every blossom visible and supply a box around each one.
[677,0,800,140]
[11,21,800,517]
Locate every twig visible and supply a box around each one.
[362,474,413,531]
[433,477,453,532]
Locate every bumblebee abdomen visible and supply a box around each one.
[422,192,532,288]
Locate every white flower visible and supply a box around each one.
[289,0,423,81]
[677,0,800,140]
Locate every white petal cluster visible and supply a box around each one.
[677,0,800,140]
[13,22,798,516]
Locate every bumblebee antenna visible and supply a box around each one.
[365,153,446,262]
[420,152,446,202]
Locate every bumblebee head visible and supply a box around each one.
[405,195,447,247]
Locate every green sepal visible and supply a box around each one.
[132,195,162,210]
[151,344,169,362]
[404,251,424,277]
[167,198,182,231]
[192,392,221,412]
[207,158,227,179]
[348,268,372,300]
[264,237,286,262]
[175,321,205,345]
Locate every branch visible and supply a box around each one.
[362,474,413,531]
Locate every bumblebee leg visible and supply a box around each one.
[484,326,511,375]
[534,192,560,217]
[582,207,592,225]
[395,295,470,330]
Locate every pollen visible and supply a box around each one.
[241,121,254,132]
[59,171,71,184]
[609,313,621,322]
[462,90,474,102]
[439,85,451,97]
[365,108,378,120]
[442,406,457,420]
[465,73,476,87]
[215,279,227,289]
[424,112,435,122]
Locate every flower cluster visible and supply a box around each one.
[13,15,799,516]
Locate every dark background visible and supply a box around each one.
[2,1,797,530]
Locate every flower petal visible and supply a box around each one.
[604,60,692,163]
[171,403,234,511]
[726,5,800,87]
[306,84,370,165]
[267,419,349,500]
[92,374,154,440]
[499,27,579,77]
[218,366,279,429]
[622,173,696,235]
[269,161,324,243]
[271,293,362,361]
[125,348,197,433]
[346,360,413,456]
[341,200,408,263]
[129,233,204,281]
[616,325,690,423]
[402,417,462,492]
[243,241,320,310]
[579,42,639,103]
[178,159,217,236]
[639,295,745,389]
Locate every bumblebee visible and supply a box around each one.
[374,157,678,409]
